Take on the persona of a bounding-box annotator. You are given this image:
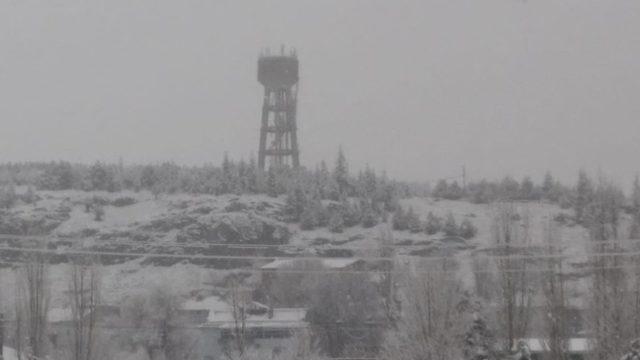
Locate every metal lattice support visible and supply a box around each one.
[257,47,300,170]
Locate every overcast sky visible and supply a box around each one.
[1,0,639,185]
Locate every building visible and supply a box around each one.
[515,338,591,360]
[196,299,307,360]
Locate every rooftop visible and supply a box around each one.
[261,258,362,270]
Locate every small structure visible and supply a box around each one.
[261,258,365,271]
[197,300,307,360]
[514,338,591,360]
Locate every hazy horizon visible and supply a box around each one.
[2,0,639,185]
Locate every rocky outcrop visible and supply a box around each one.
[176,212,290,244]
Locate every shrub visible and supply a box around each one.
[458,219,477,239]
[443,213,458,237]
[93,204,105,221]
[328,211,344,233]
[112,196,137,207]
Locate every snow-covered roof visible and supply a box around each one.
[48,307,74,323]
[2,346,19,360]
[261,258,362,270]
[182,295,230,312]
[516,338,592,353]
[203,307,307,329]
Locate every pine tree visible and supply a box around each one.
[443,212,458,237]
[433,180,448,199]
[406,207,422,233]
[446,181,463,200]
[328,211,345,233]
[424,212,442,235]
[520,176,535,200]
[360,199,379,228]
[500,176,520,200]
[459,218,478,239]
[285,186,307,222]
[575,170,594,223]
[140,165,158,189]
[392,206,407,231]
[0,184,17,209]
[333,148,349,198]
[266,166,278,197]
[341,199,361,227]
[300,206,317,230]
[542,172,554,199]
[632,175,640,213]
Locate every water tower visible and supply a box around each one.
[257,46,300,170]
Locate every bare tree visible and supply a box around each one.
[306,272,384,358]
[492,203,534,351]
[586,179,629,360]
[376,225,399,324]
[122,286,197,360]
[227,275,250,358]
[68,256,101,360]
[540,222,570,360]
[14,252,50,359]
[381,258,468,360]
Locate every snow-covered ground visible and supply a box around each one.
[0,190,610,311]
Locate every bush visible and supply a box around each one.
[458,219,477,239]
[93,204,105,221]
[328,211,344,233]
[112,196,137,207]
[0,185,17,209]
[443,213,458,237]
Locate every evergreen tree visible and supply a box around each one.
[246,157,258,193]
[520,176,535,200]
[38,161,76,190]
[575,170,594,223]
[220,153,235,194]
[360,199,379,228]
[285,186,307,222]
[87,162,116,191]
[266,166,278,197]
[328,211,345,233]
[433,180,448,199]
[341,199,361,227]
[23,185,37,205]
[140,165,158,189]
[333,147,349,198]
[459,218,478,239]
[0,184,17,209]
[445,181,463,200]
[406,207,422,233]
[361,165,378,199]
[632,175,640,213]
[424,212,442,235]
[300,206,317,230]
[542,172,554,199]
[499,176,520,200]
[443,212,458,237]
[392,206,408,231]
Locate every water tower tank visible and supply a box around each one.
[257,55,299,89]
